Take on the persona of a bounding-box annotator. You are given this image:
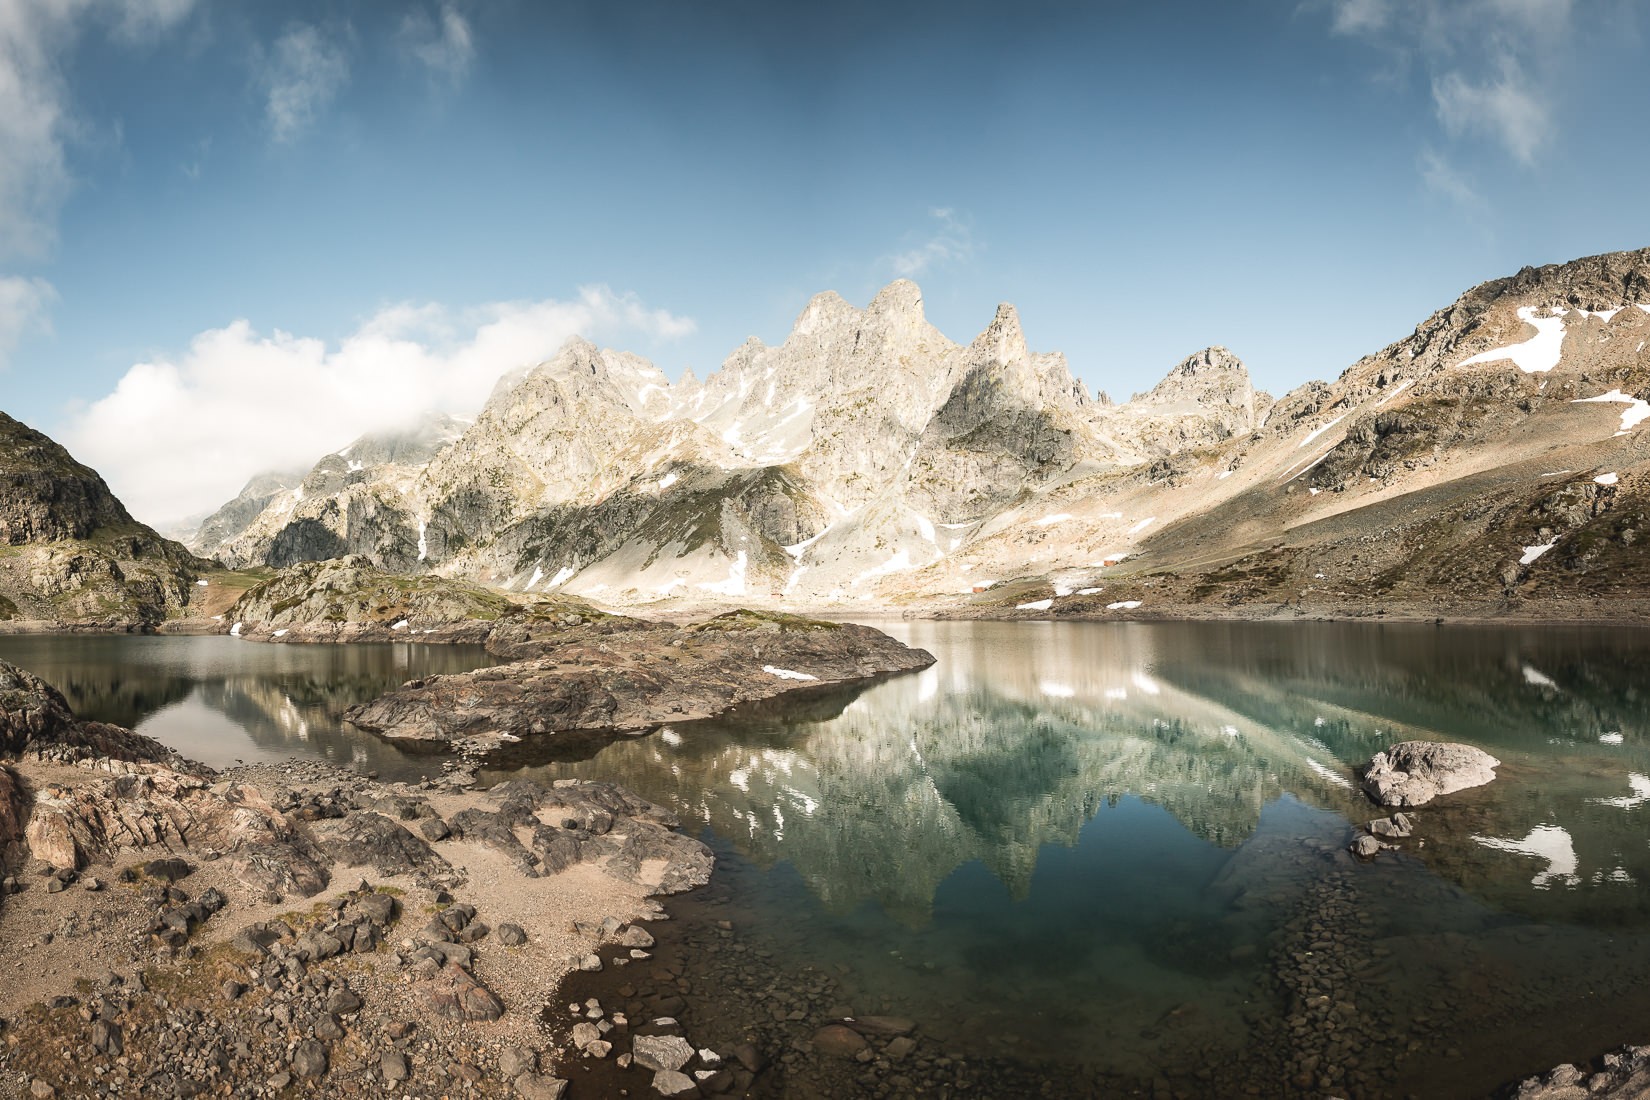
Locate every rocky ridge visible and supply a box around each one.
[187,247,1650,622]
[188,278,1271,605]
[0,413,203,628]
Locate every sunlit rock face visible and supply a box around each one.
[192,248,1650,614]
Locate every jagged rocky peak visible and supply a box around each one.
[951,302,1091,412]
[335,411,471,469]
[0,411,136,544]
[792,289,856,336]
[973,302,1030,368]
[1138,346,1254,409]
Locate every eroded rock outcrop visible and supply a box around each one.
[345,610,936,753]
[1360,741,1500,807]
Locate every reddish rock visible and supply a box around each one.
[416,963,504,1022]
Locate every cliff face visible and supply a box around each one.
[0,414,201,627]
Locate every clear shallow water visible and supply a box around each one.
[492,621,1650,1097]
[0,634,495,782]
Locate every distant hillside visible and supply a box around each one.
[0,412,203,627]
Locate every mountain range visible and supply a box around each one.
[4,246,1649,625]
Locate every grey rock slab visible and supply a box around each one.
[652,1069,700,1098]
[498,1046,536,1079]
[1361,741,1499,807]
[633,1034,695,1073]
[514,1074,569,1100]
[380,1050,410,1082]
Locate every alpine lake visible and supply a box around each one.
[4,621,1649,1099]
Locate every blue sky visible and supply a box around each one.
[1,0,1647,524]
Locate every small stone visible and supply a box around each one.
[571,1022,602,1050]
[652,1069,699,1098]
[83,877,103,892]
[30,1080,56,1098]
[326,989,362,1015]
[886,1036,917,1059]
[697,1049,722,1068]
[619,926,655,949]
[1351,834,1382,858]
[587,1040,613,1058]
[419,818,451,842]
[499,1046,536,1079]
[497,923,527,946]
[381,1050,410,1082]
[267,1073,292,1090]
[90,1019,123,1055]
[291,1039,328,1078]
[514,1073,569,1100]
[579,954,602,972]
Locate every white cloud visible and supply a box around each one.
[0,0,196,260]
[1432,58,1548,164]
[0,275,57,365]
[61,286,697,525]
[888,208,975,278]
[263,24,351,143]
[398,3,474,84]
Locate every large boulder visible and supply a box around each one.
[0,660,75,753]
[1361,741,1500,807]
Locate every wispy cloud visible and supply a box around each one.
[1418,148,1481,207]
[62,287,697,525]
[1321,0,1576,166]
[263,24,352,143]
[398,3,475,85]
[0,4,80,261]
[0,275,56,368]
[1330,0,1390,34]
[887,208,975,278]
[0,1,199,261]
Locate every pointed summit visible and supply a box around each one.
[867,278,925,321]
[970,303,1029,368]
[792,290,854,337]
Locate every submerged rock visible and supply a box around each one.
[1360,741,1499,807]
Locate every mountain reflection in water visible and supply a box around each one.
[495,620,1650,927]
[0,634,495,781]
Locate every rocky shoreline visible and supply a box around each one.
[0,662,734,1099]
